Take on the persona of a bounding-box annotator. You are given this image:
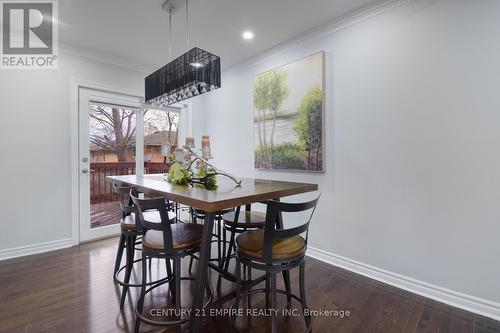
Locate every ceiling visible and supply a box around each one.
[59,0,377,72]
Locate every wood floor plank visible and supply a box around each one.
[0,238,499,333]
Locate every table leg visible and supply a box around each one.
[190,211,216,333]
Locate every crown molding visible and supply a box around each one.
[225,0,416,74]
[59,43,152,74]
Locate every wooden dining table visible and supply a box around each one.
[106,174,318,333]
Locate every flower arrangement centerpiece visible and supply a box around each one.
[163,136,241,190]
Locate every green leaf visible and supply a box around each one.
[167,163,190,185]
[196,165,207,177]
[166,162,220,190]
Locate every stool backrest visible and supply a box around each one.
[130,191,176,253]
[112,183,137,217]
[262,195,321,264]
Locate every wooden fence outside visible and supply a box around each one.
[90,162,169,203]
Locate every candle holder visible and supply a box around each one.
[184,146,242,186]
[163,141,242,189]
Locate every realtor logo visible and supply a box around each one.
[1,0,58,69]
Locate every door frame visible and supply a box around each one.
[78,88,143,242]
[70,80,144,245]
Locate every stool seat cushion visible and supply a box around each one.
[236,229,306,260]
[222,211,266,228]
[120,211,176,230]
[142,223,204,251]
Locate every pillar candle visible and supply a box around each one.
[201,138,211,159]
[161,143,171,157]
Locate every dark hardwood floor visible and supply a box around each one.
[0,238,499,333]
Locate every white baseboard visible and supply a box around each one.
[307,246,500,321]
[0,238,73,261]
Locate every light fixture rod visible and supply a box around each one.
[162,0,186,13]
[162,0,175,12]
[185,0,189,47]
[169,7,172,57]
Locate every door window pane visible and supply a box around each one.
[143,109,179,173]
[89,104,136,229]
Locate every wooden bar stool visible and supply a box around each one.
[112,183,175,310]
[131,193,213,333]
[230,195,321,333]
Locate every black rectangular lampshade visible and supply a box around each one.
[145,47,221,105]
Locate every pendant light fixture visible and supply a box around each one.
[145,0,221,107]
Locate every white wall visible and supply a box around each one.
[0,50,206,256]
[201,0,500,312]
[0,52,146,252]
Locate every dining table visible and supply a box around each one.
[106,173,318,333]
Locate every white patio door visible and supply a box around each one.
[78,87,144,243]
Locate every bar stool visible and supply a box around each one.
[131,193,213,333]
[231,196,321,333]
[112,183,176,309]
[217,206,267,289]
[188,208,233,273]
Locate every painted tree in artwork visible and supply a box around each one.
[254,69,288,167]
[268,70,288,146]
[294,85,323,170]
[89,105,136,162]
[254,74,267,160]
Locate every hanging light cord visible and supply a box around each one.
[185,0,190,48]
[167,0,188,59]
[169,7,173,59]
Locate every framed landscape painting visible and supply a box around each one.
[254,51,325,172]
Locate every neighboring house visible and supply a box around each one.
[144,130,178,162]
[90,130,178,163]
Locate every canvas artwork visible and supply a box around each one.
[254,51,325,172]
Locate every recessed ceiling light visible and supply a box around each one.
[242,31,254,40]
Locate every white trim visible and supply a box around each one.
[179,101,192,140]
[71,80,144,100]
[60,44,151,74]
[307,246,500,321]
[70,80,80,246]
[0,239,73,261]
[136,105,145,176]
